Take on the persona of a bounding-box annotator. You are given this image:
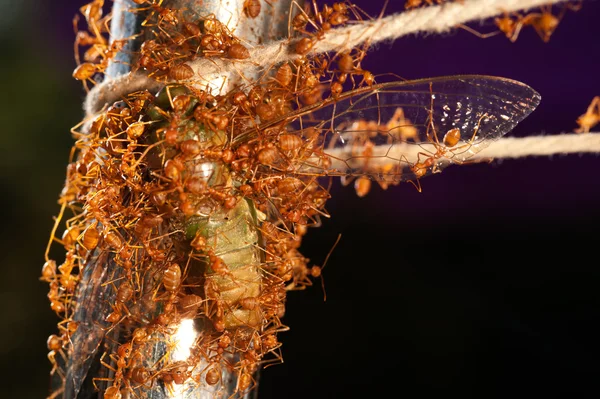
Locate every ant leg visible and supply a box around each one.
[588,96,600,115]
[93,377,114,392]
[386,107,412,142]
[456,24,501,39]
[47,387,65,399]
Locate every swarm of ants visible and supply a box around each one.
[41,0,584,398]
[46,2,377,398]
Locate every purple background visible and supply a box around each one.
[1,1,599,398]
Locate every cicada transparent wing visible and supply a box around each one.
[237,75,540,184]
[63,250,121,399]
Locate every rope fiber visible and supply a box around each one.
[474,133,600,159]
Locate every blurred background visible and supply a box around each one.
[1,0,600,398]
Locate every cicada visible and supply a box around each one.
[43,71,539,399]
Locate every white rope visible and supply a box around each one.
[473,133,600,159]
[84,0,569,116]
[323,133,600,172]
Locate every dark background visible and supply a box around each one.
[1,0,600,398]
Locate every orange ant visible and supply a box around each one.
[138,0,180,29]
[405,0,462,10]
[94,342,134,399]
[72,0,110,64]
[244,0,261,19]
[72,39,128,90]
[410,88,489,181]
[333,49,375,89]
[462,3,582,43]
[333,106,419,196]
[290,1,355,55]
[340,106,420,146]
[523,3,582,43]
[575,96,600,134]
